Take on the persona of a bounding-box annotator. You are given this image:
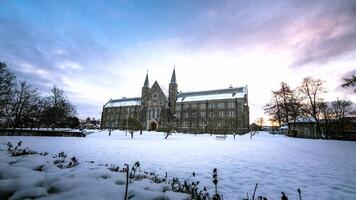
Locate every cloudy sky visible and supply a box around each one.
[0,0,355,121]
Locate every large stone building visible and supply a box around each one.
[101,69,249,134]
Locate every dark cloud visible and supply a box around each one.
[291,30,356,67]
[172,0,356,67]
[0,13,112,118]
[291,0,356,67]
[0,14,110,85]
[176,1,293,50]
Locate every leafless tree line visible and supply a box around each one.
[0,62,78,130]
[264,77,355,138]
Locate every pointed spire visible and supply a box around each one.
[143,72,149,88]
[170,65,176,84]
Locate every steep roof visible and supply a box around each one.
[176,86,247,103]
[170,68,176,84]
[104,97,141,108]
[143,73,149,88]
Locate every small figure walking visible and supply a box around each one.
[281,192,288,200]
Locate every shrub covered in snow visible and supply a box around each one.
[53,152,78,169]
[6,141,48,157]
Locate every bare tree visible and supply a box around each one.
[10,81,41,128]
[264,82,300,134]
[298,77,326,138]
[41,85,76,130]
[331,99,353,137]
[0,63,79,130]
[205,112,215,135]
[139,106,147,135]
[226,117,237,136]
[264,92,282,127]
[0,62,16,126]
[277,82,293,128]
[264,82,296,129]
[256,117,264,127]
[250,117,264,139]
[164,121,174,139]
[342,75,356,92]
[319,102,334,138]
[288,91,303,132]
[164,111,176,139]
[127,117,141,139]
[186,106,198,133]
[108,111,118,136]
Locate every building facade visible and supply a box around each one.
[101,69,249,134]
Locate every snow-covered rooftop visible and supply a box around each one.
[289,117,316,123]
[279,125,288,130]
[104,87,247,106]
[104,97,141,108]
[177,86,247,103]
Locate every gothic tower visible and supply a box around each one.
[141,72,150,107]
[168,67,178,115]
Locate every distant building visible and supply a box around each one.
[282,117,356,140]
[101,69,249,134]
[81,118,101,129]
[287,117,317,138]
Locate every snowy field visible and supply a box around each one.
[1,131,356,199]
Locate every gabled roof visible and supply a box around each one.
[150,80,169,98]
[176,86,247,103]
[158,83,169,98]
[104,97,141,108]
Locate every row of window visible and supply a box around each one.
[176,102,237,110]
[105,113,137,120]
[106,106,137,113]
[105,120,238,129]
[181,121,237,128]
[176,111,237,118]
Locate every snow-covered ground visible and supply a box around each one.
[0,145,189,200]
[1,131,356,199]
